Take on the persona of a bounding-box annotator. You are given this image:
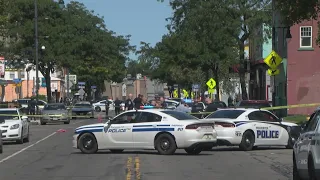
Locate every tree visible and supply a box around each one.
[275,0,320,25]
[6,0,133,101]
[144,0,238,99]
[167,0,271,100]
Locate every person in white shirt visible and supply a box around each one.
[175,100,191,113]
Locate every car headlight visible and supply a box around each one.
[10,124,20,130]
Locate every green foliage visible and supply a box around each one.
[275,0,320,26]
[4,0,133,101]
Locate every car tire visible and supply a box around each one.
[95,106,101,112]
[0,144,2,154]
[78,133,98,154]
[64,121,70,124]
[286,137,294,149]
[40,121,46,125]
[110,149,124,153]
[308,155,317,180]
[293,153,301,180]
[16,129,24,144]
[184,148,202,155]
[24,128,30,143]
[155,133,176,155]
[239,130,255,151]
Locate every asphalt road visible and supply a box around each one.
[0,112,293,180]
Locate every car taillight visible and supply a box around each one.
[186,123,214,129]
[215,122,235,128]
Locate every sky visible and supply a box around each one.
[64,0,173,60]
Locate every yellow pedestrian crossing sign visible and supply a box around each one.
[267,69,280,76]
[264,50,283,70]
[173,89,178,98]
[206,78,216,89]
[182,89,189,98]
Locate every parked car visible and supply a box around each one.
[40,103,70,125]
[92,99,114,112]
[71,101,94,119]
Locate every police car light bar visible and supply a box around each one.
[139,105,155,109]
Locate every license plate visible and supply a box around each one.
[202,135,213,140]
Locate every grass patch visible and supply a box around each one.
[283,115,308,125]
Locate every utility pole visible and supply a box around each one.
[66,67,69,98]
[34,0,39,111]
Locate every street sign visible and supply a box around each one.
[182,89,189,98]
[78,82,85,85]
[267,69,280,76]
[65,75,77,84]
[91,86,97,89]
[173,84,178,89]
[208,88,215,94]
[206,78,216,89]
[192,84,200,91]
[173,89,178,98]
[13,78,21,84]
[264,50,283,70]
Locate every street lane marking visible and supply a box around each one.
[0,132,56,164]
[135,156,141,180]
[126,157,132,180]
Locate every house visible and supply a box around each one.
[249,24,272,101]
[287,19,320,115]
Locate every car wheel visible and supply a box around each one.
[95,106,101,112]
[293,153,301,180]
[24,128,30,143]
[239,130,255,151]
[78,133,98,154]
[184,148,202,155]
[110,149,124,153]
[286,137,294,149]
[64,120,70,124]
[40,120,46,125]
[308,155,317,180]
[155,133,176,155]
[16,129,24,144]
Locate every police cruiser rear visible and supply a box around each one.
[204,108,301,151]
[73,108,217,155]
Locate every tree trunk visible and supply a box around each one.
[213,64,220,101]
[44,68,52,102]
[0,85,5,102]
[239,43,248,100]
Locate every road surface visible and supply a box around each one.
[0,114,293,180]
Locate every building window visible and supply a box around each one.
[20,71,25,79]
[300,26,312,48]
[9,72,15,79]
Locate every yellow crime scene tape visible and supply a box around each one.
[188,103,320,115]
[0,113,96,118]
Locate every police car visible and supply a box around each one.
[293,109,320,180]
[73,108,217,155]
[204,108,301,151]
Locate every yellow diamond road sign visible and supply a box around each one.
[267,69,280,76]
[264,50,283,69]
[206,78,216,89]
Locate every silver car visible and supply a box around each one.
[40,103,70,125]
[293,110,320,179]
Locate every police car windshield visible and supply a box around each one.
[206,110,245,119]
[161,110,198,120]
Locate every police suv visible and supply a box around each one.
[73,108,217,155]
[293,109,320,180]
[204,108,301,151]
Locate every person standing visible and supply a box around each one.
[125,93,134,110]
[175,100,191,113]
[28,98,37,120]
[105,97,110,116]
[114,97,121,115]
[133,94,143,109]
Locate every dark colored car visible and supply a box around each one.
[236,100,271,108]
[71,102,94,119]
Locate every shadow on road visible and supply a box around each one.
[209,146,287,152]
[71,151,212,156]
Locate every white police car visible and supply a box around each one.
[73,108,217,155]
[204,108,301,151]
[293,110,320,180]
